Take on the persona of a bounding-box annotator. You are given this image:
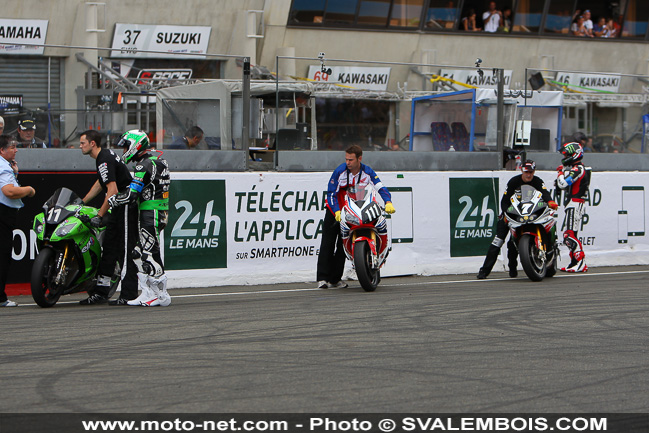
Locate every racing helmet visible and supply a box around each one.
[559,142,583,165]
[118,130,150,163]
[572,131,587,144]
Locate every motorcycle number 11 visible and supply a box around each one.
[47,207,62,222]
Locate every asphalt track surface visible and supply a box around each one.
[2,266,648,414]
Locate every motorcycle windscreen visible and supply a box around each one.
[519,185,538,203]
[44,187,83,210]
[349,182,374,206]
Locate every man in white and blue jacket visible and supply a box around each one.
[316,145,395,289]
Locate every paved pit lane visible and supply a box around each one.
[3,266,648,413]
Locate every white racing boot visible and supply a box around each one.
[563,259,588,273]
[142,274,171,307]
[127,274,156,306]
[561,251,588,273]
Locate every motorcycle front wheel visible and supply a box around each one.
[545,248,557,278]
[353,241,379,292]
[519,235,546,282]
[31,248,62,308]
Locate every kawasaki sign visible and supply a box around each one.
[449,178,499,257]
[165,180,227,269]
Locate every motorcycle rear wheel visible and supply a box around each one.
[353,241,379,292]
[31,248,62,308]
[519,235,546,282]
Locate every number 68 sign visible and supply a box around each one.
[110,23,211,59]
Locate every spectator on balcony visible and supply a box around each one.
[570,16,589,37]
[581,10,594,37]
[16,119,46,148]
[462,9,481,31]
[603,18,618,38]
[482,2,501,33]
[593,17,607,37]
[499,7,512,32]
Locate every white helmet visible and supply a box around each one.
[118,130,150,163]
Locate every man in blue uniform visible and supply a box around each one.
[316,145,395,289]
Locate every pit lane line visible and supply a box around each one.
[14,268,649,307]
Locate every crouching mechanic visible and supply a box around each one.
[556,142,591,273]
[109,130,172,306]
[477,160,558,279]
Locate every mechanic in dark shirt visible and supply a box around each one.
[477,160,558,279]
[78,129,138,305]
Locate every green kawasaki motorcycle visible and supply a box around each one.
[31,187,119,308]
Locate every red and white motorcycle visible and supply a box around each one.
[340,183,390,292]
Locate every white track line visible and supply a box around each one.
[16,269,649,307]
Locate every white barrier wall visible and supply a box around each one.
[164,170,647,288]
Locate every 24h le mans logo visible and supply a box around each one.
[449,178,499,257]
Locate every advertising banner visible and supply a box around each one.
[110,23,211,58]
[0,19,48,55]
[165,180,227,270]
[440,69,513,89]
[307,66,391,91]
[136,69,193,86]
[0,95,23,114]
[554,72,621,93]
[7,170,649,290]
[166,171,418,287]
[449,178,499,257]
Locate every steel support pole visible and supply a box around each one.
[496,68,505,170]
[243,57,251,170]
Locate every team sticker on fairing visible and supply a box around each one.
[81,236,94,253]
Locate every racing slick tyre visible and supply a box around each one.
[519,234,546,282]
[354,241,379,292]
[31,247,61,308]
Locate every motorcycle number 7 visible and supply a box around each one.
[521,203,533,214]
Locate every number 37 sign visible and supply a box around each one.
[110,23,211,58]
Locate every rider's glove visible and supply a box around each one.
[548,200,559,210]
[107,195,117,209]
[385,202,396,214]
[556,175,569,189]
[89,216,105,228]
[80,214,105,228]
[335,211,341,222]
